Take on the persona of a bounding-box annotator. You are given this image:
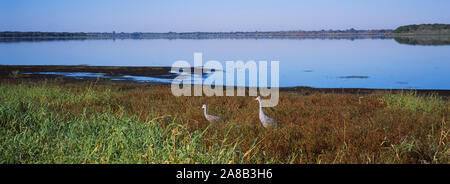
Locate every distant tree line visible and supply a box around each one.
[0,29,393,40]
[2,24,448,42]
[0,32,89,37]
[394,24,450,34]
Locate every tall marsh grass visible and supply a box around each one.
[0,83,243,163]
[0,82,448,164]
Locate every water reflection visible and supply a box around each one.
[394,36,450,46]
[1,38,449,89]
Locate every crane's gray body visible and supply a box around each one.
[202,104,223,123]
[256,97,281,128]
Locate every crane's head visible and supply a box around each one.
[255,96,261,101]
[201,104,207,109]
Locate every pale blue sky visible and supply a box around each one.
[1,0,449,32]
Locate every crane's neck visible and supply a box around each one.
[258,99,265,116]
[203,107,208,117]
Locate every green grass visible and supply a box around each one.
[382,92,447,114]
[0,84,245,164]
[0,82,448,164]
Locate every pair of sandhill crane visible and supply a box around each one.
[201,96,281,128]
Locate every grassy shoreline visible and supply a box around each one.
[0,80,448,164]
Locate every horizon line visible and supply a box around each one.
[0,29,395,34]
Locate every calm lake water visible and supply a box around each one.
[1,38,449,89]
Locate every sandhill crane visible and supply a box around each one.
[201,104,223,123]
[255,96,281,128]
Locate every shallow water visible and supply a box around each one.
[1,38,449,89]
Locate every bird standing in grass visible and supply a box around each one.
[202,104,223,123]
[255,96,281,128]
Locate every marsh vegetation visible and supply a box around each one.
[0,81,448,164]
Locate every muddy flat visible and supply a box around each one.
[0,65,174,77]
